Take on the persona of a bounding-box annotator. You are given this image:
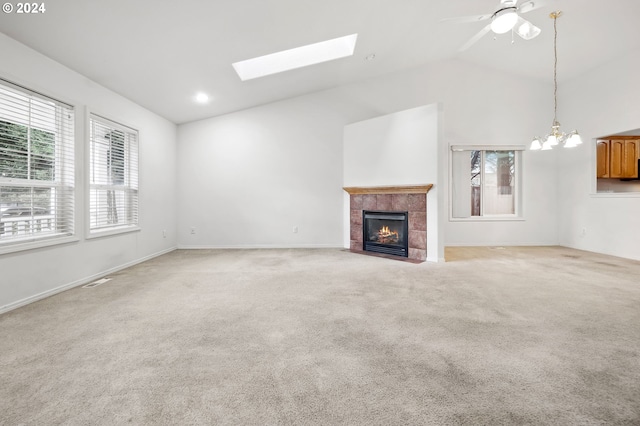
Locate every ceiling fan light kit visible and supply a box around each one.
[445,0,542,52]
[491,8,519,34]
[515,17,541,40]
[530,11,582,150]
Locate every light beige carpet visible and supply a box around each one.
[1,246,639,425]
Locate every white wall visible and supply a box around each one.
[177,95,349,248]
[342,104,444,261]
[557,47,640,261]
[177,58,557,252]
[0,34,178,312]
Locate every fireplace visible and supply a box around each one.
[344,185,432,262]
[363,210,409,257]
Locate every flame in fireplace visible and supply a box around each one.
[378,226,398,239]
[375,225,400,244]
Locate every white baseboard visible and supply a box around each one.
[177,244,342,250]
[444,242,558,247]
[0,246,176,315]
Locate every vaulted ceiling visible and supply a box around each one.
[1,0,638,124]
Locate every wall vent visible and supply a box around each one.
[82,278,112,288]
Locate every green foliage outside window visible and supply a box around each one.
[0,119,55,208]
[0,119,55,180]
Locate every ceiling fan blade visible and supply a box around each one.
[441,13,492,24]
[459,24,492,52]
[514,16,541,40]
[518,0,544,14]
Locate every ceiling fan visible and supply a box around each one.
[444,0,543,51]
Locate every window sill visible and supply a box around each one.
[87,226,141,240]
[591,192,640,198]
[449,216,525,222]
[0,235,80,256]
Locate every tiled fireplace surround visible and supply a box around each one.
[343,185,433,262]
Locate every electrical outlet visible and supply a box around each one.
[581,228,587,237]
[163,229,167,238]
[190,227,196,235]
[293,226,298,233]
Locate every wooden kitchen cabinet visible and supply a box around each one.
[624,139,639,178]
[597,140,609,178]
[597,138,639,179]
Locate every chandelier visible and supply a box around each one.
[530,11,582,150]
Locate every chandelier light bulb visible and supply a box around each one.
[530,137,542,150]
[569,132,583,145]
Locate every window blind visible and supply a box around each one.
[89,114,138,232]
[0,79,75,248]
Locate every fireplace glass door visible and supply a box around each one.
[363,210,409,257]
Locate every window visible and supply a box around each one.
[89,114,138,234]
[0,79,75,250]
[451,146,522,219]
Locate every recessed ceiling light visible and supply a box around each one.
[232,33,358,81]
[195,93,209,103]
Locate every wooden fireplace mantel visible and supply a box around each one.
[342,184,433,195]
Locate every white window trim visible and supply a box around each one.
[451,145,526,152]
[449,145,525,222]
[450,216,526,222]
[85,109,140,239]
[590,192,640,199]
[0,77,77,254]
[0,235,79,255]
[86,224,141,240]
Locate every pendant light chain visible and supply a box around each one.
[529,10,582,150]
[553,14,558,124]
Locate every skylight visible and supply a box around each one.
[232,34,358,81]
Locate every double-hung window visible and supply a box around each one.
[451,146,523,219]
[89,114,138,234]
[0,79,75,251]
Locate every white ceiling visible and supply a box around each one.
[1,0,638,124]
